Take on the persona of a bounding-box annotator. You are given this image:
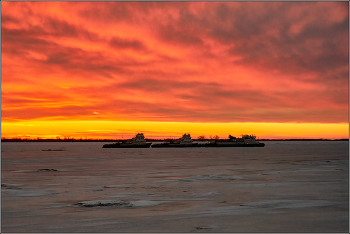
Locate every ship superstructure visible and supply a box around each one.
[238,135,258,144]
[151,133,198,148]
[176,133,193,144]
[103,133,151,148]
[128,133,147,145]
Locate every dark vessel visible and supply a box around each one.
[103,133,151,148]
[206,134,265,147]
[151,133,199,148]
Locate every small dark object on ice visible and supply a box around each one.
[37,169,58,172]
[43,149,65,151]
[1,183,22,189]
[74,200,134,208]
[196,226,210,230]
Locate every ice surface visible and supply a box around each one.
[1,141,348,232]
[2,188,58,197]
[176,174,244,181]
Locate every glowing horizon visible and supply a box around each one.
[1,1,349,140]
[1,120,348,140]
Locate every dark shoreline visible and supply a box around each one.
[1,138,349,142]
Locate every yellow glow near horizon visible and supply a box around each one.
[1,120,348,140]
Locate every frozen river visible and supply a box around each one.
[1,141,349,232]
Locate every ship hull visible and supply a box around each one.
[151,143,265,148]
[103,143,152,148]
[151,143,199,148]
[204,143,265,147]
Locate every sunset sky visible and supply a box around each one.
[1,1,349,140]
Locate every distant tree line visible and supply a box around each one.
[197,135,220,141]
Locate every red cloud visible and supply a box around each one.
[1,1,348,124]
